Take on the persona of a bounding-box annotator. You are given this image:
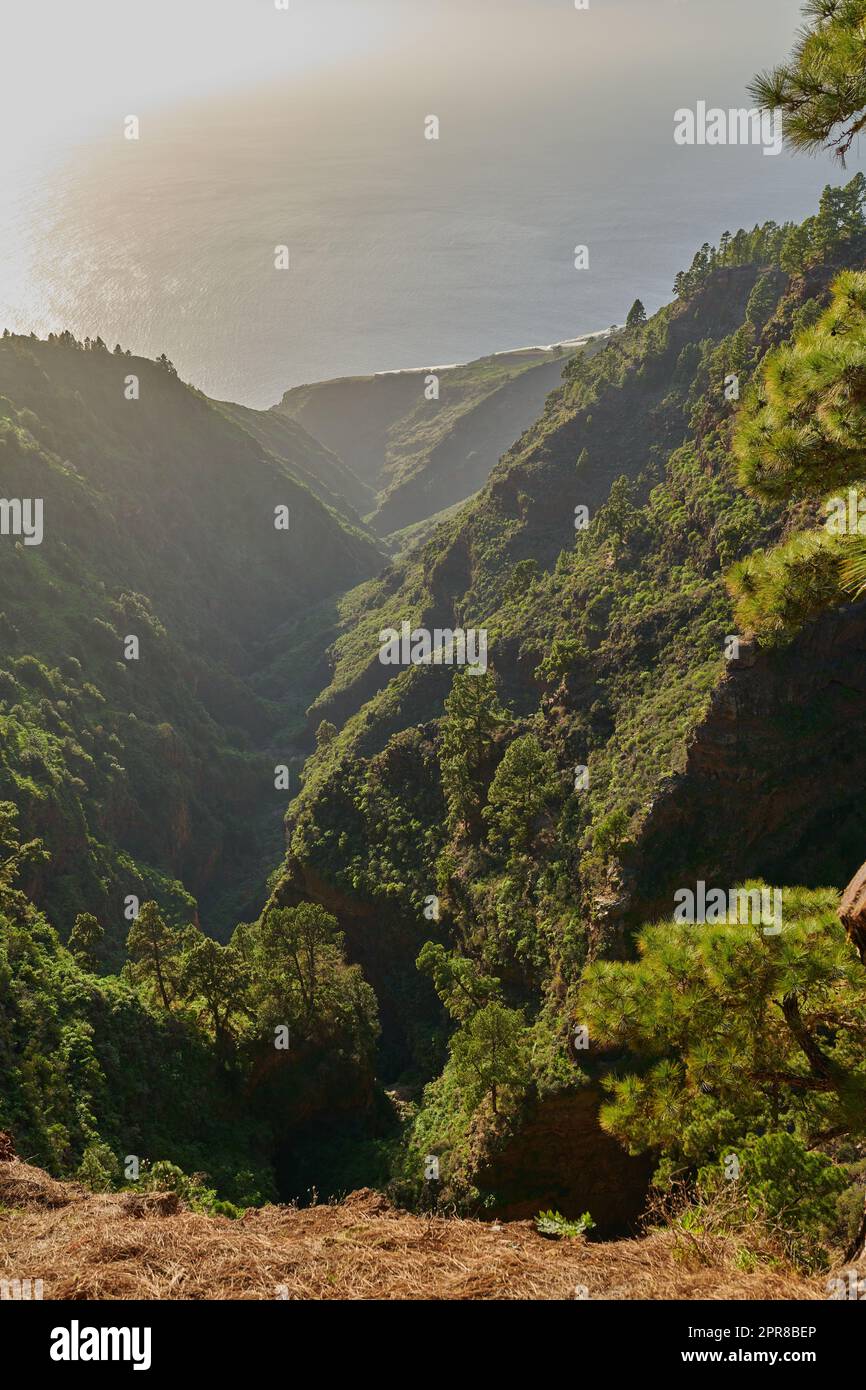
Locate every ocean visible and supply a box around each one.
[0,0,858,407]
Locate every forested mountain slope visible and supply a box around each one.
[298,262,778,750]
[4,180,866,1260]
[274,344,599,536]
[271,180,866,1222]
[214,398,375,524]
[0,335,384,943]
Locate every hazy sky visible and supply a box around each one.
[0,0,859,404]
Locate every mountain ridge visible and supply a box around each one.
[273,340,611,537]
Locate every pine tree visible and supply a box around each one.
[126,901,182,1010]
[438,669,507,831]
[580,887,866,1166]
[733,268,866,503]
[626,298,647,328]
[483,734,559,852]
[68,912,104,968]
[251,902,378,1050]
[450,1001,530,1115]
[750,0,866,164]
[728,269,866,638]
[416,942,500,1022]
[180,934,249,1047]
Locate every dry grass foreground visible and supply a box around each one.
[0,1156,835,1301]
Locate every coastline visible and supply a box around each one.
[370,327,615,379]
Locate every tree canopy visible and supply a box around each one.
[728,268,866,640]
[580,887,866,1169]
[750,0,866,164]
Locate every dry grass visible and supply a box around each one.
[0,1159,833,1300]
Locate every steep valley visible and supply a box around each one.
[273,342,606,538]
[4,185,866,1272]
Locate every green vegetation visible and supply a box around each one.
[626,300,647,329]
[672,174,866,297]
[691,1133,849,1270]
[0,801,379,1203]
[274,181,866,1248]
[275,346,581,534]
[0,332,382,948]
[581,888,866,1166]
[535,1209,595,1239]
[3,154,866,1268]
[729,263,866,643]
[751,0,866,164]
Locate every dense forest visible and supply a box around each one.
[5,0,866,1288]
[2,169,866,1265]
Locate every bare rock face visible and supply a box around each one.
[840,862,866,963]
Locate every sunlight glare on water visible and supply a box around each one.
[0,0,856,405]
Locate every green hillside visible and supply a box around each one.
[0,335,384,946]
[271,178,866,1225]
[3,175,866,1267]
[274,342,605,536]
